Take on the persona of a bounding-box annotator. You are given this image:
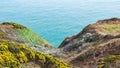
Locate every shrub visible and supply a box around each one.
[8,44,20,53]
[0,44,8,51]
[0,39,70,68]
[99,55,120,68]
[16,51,28,63]
[99,61,105,68]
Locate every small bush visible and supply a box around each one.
[99,55,120,68]
[8,44,20,53]
[0,39,70,68]
[16,51,28,63]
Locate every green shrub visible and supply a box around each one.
[99,55,120,68]
[8,44,20,53]
[16,51,28,63]
[99,61,105,68]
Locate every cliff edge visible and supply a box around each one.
[58,18,120,68]
[0,22,70,68]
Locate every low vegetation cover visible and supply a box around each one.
[99,55,120,68]
[16,28,49,45]
[99,23,120,34]
[2,22,50,46]
[0,39,70,68]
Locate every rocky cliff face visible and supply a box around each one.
[58,18,120,68]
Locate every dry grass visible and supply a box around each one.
[98,23,120,34]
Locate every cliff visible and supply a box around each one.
[58,18,120,68]
[0,18,120,68]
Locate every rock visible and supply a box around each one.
[58,18,120,68]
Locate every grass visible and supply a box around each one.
[1,22,52,47]
[16,28,50,46]
[99,55,120,68]
[99,24,120,34]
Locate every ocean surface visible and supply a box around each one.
[0,0,120,47]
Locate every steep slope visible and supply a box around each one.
[0,39,70,68]
[58,18,120,68]
[1,22,50,46]
[0,22,54,53]
[0,22,70,68]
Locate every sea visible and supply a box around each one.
[0,0,120,47]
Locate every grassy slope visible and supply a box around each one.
[0,22,70,68]
[1,22,52,47]
[99,23,120,34]
[16,28,49,46]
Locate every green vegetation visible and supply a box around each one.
[0,39,70,68]
[1,22,51,46]
[99,55,120,68]
[105,55,120,62]
[99,24,120,33]
[99,61,105,68]
[16,28,50,46]
[0,30,6,39]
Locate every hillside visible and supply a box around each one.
[0,18,120,68]
[0,22,50,46]
[0,22,55,53]
[58,18,120,68]
[0,39,70,68]
[0,22,70,68]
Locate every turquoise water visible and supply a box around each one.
[0,0,120,47]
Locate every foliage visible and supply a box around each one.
[99,61,105,68]
[8,44,20,53]
[0,22,69,68]
[0,39,70,68]
[99,55,120,68]
[0,44,8,51]
[16,28,50,46]
[0,30,6,39]
[0,51,20,68]
[99,23,120,33]
[1,22,52,47]
[105,55,120,62]
[16,51,28,63]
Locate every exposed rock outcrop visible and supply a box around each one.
[58,18,120,68]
